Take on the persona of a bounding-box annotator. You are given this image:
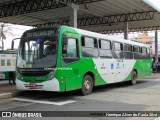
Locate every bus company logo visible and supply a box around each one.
[2,112,11,117]
[111,63,114,69]
[101,63,106,69]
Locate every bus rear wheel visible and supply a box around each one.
[81,75,93,95]
[130,71,137,85]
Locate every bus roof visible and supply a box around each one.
[62,26,150,48]
[23,26,150,48]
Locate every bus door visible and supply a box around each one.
[61,34,81,91]
[93,59,115,84]
[115,59,125,83]
[95,39,115,84]
[113,42,125,83]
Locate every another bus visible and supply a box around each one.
[0,50,17,80]
[16,26,151,95]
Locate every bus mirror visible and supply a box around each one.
[11,38,21,50]
[11,40,14,50]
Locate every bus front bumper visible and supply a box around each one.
[16,78,60,91]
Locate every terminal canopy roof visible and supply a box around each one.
[0,0,160,33]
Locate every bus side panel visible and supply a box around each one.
[61,63,82,91]
[124,59,151,81]
[59,58,107,91]
[80,58,107,86]
[54,70,65,92]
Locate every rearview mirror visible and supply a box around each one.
[11,38,20,50]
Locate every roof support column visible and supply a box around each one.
[123,22,128,40]
[69,3,79,28]
[155,30,158,62]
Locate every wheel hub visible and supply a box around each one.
[84,79,91,91]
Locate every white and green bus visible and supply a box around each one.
[0,50,17,80]
[16,26,151,95]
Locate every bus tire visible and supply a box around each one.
[81,75,93,95]
[130,71,137,85]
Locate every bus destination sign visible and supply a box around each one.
[26,30,55,38]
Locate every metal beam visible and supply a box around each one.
[0,0,104,18]
[96,26,160,34]
[35,11,155,27]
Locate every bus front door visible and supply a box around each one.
[61,36,81,91]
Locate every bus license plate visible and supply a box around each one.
[29,83,37,88]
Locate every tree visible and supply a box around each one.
[0,23,13,50]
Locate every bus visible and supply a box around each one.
[0,50,17,80]
[16,26,151,95]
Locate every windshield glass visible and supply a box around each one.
[17,36,58,68]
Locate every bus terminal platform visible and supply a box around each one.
[0,73,160,99]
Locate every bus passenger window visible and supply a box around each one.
[146,48,150,59]
[133,46,141,59]
[112,42,124,59]
[99,40,112,58]
[124,44,133,59]
[81,37,98,58]
[61,37,79,66]
[142,47,149,59]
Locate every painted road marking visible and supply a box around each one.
[12,98,76,106]
[154,117,160,120]
[0,93,12,96]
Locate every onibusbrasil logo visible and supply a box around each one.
[2,112,42,118]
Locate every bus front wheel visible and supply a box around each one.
[130,71,137,85]
[81,75,93,95]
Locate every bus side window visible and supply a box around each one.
[99,40,112,58]
[147,48,150,60]
[81,36,98,58]
[61,37,79,66]
[112,42,124,59]
[124,44,133,59]
[142,47,150,60]
[133,46,140,59]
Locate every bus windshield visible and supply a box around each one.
[17,36,58,68]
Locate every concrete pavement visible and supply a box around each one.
[0,80,19,99]
[0,73,159,100]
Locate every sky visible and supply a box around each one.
[2,24,32,49]
[143,0,160,12]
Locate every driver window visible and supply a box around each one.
[43,41,57,56]
[61,37,79,66]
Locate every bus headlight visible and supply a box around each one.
[48,71,54,80]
